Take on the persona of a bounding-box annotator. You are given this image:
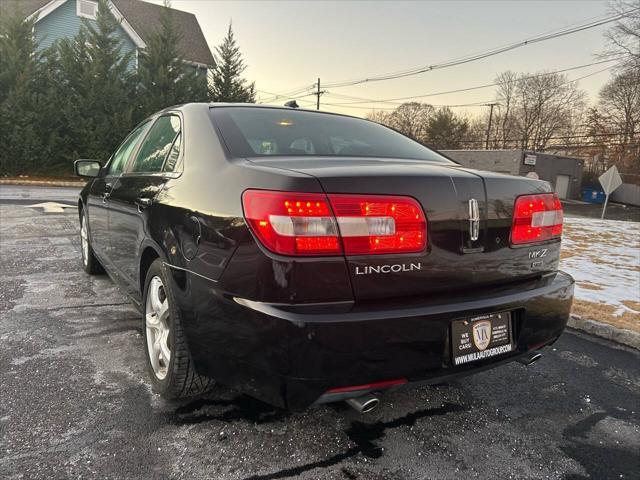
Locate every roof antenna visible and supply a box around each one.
[284,100,299,108]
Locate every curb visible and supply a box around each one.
[0,179,85,187]
[568,314,640,350]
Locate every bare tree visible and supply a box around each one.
[598,68,640,169]
[599,68,640,143]
[513,72,587,150]
[464,116,488,149]
[365,109,391,125]
[470,71,587,152]
[384,102,434,143]
[601,0,640,70]
[493,71,519,148]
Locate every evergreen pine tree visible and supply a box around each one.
[209,23,256,103]
[425,108,470,150]
[0,12,51,175]
[137,1,208,118]
[51,0,136,165]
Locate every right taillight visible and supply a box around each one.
[242,189,427,256]
[511,193,563,245]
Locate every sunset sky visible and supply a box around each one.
[150,0,617,117]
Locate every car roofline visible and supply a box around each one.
[206,102,370,122]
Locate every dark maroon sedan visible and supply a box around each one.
[74,104,573,413]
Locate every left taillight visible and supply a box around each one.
[241,190,341,256]
[511,193,563,245]
[242,190,427,256]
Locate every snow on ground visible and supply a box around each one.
[561,216,640,317]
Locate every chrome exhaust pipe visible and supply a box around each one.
[345,394,380,413]
[517,351,542,366]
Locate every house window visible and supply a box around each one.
[77,0,98,20]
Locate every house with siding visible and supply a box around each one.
[0,0,214,74]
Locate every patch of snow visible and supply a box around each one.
[561,217,640,315]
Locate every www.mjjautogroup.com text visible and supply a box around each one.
[454,344,513,365]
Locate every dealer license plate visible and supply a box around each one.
[451,312,514,366]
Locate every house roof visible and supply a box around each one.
[0,0,51,17]
[111,0,214,66]
[0,0,214,67]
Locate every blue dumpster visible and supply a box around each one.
[582,187,606,204]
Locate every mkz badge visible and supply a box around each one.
[473,321,492,351]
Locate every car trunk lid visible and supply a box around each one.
[251,157,560,300]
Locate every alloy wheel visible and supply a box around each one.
[80,214,89,266]
[145,276,171,380]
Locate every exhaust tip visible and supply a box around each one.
[345,394,380,414]
[360,397,380,413]
[518,352,542,366]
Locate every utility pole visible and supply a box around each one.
[316,78,321,110]
[485,103,498,150]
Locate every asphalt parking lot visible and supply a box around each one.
[1,186,639,480]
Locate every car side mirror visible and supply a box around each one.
[74,159,102,178]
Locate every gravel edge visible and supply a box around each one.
[0,179,85,187]
[568,314,640,350]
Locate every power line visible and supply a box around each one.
[260,53,625,108]
[323,13,623,89]
[320,8,638,89]
[468,132,637,142]
[321,58,623,106]
[320,63,615,112]
[457,132,638,146]
[320,100,495,111]
[258,91,317,104]
[257,85,316,103]
[540,141,639,149]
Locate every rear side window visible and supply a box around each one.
[211,107,453,163]
[107,122,150,176]
[130,115,181,173]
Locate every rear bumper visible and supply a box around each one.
[176,270,574,410]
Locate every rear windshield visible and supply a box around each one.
[210,107,453,163]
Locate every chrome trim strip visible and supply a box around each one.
[162,262,218,283]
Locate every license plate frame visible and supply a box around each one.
[451,311,515,366]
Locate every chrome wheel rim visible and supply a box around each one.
[145,276,171,380]
[80,214,89,266]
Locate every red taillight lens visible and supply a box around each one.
[328,194,426,255]
[511,193,563,245]
[242,190,427,256]
[242,190,341,255]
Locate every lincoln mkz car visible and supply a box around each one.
[75,103,574,413]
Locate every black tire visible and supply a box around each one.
[80,208,103,275]
[142,258,214,399]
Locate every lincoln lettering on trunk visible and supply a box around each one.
[355,263,422,275]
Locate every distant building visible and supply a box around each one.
[440,149,584,200]
[0,0,214,73]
